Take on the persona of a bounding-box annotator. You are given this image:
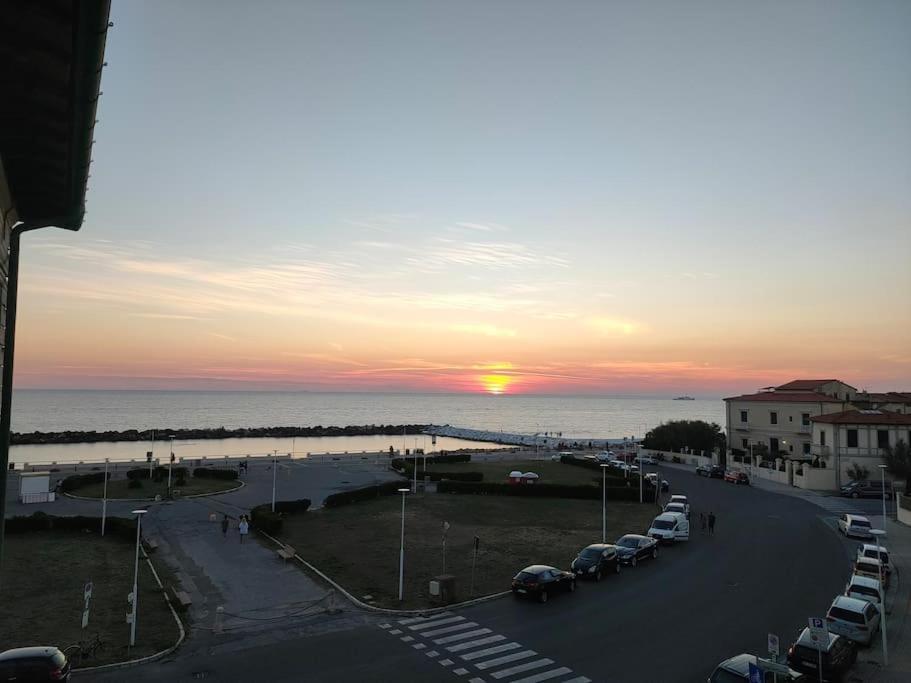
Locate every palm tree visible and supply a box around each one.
[883,440,911,493]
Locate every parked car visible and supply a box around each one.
[571,543,621,581]
[551,452,571,462]
[853,557,889,589]
[696,464,724,478]
[0,647,71,682]
[856,544,891,574]
[645,473,670,491]
[845,574,883,609]
[724,470,750,485]
[648,511,689,543]
[836,514,873,539]
[610,459,629,470]
[669,494,690,515]
[786,628,857,682]
[708,654,806,682]
[511,565,576,603]
[825,595,880,645]
[840,480,892,499]
[614,534,659,567]
[638,455,657,465]
[595,451,614,463]
[663,502,688,517]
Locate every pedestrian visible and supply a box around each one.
[699,512,706,534]
[238,515,249,544]
[708,511,716,535]
[221,514,229,537]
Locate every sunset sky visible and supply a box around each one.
[14,0,911,396]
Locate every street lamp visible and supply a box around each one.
[871,528,888,666]
[397,488,410,601]
[600,464,609,543]
[878,464,889,526]
[167,435,176,496]
[637,446,643,504]
[101,459,109,536]
[271,449,278,512]
[129,509,148,647]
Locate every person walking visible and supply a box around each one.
[238,515,249,544]
[699,512,706,534]
[221,514,229,538]
[708,511,716,535]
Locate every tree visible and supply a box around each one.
[642,420,724,455]
[846,462,870,482]
[883,440,911,492]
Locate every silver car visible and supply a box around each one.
[837,514,873,539]
[825,595,880,645]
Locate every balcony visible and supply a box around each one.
[798,424,811,434]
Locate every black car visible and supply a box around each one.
[786,628,857,682]
[696,464,725,478]
[512,565,576,603]
[614,534,659,567]
[840,480,892,499]
[571,544,621,581]
[0,647,70,682]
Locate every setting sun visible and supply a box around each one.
[480,374,513,395]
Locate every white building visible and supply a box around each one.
[811,410,911,488]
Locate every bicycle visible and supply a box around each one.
[63,633,106,666]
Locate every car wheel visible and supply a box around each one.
[651,547,659,559]
[631,556,637,567]
[539,590,548,603]
[852,492,860,499]
[568,580,576,593]
[594,570,602,582]
[615,562,621,574]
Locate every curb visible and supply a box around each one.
[256,528,509,616]
[63,480,245,503]
[72,548,186,675]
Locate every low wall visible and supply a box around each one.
[899,495,911,527]
[643,449,714,468]
[793,467,838,491]
[751,467,789,485]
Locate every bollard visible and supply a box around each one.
[214,606,224,633]
[326,589,341,615]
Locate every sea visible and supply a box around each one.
[10,390,724,466]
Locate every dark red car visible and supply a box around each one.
[724,470,750,485]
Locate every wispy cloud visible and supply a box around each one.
[450,323,517,338]
[454,221,510,232]
[587,316,641,335]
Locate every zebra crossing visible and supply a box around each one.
[379,612,591,683]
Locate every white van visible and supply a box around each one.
[669,494,690,516]
[648,511,689,542]
[826,595,880,645]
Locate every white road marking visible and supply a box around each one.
[433,628,492,645]
[453,668,469,676]
[440,659,454,666]
[426,651,439,658]
[400,636,413,642]
[490,658,553,679]
[510,667,572,683]
[412,643,426,650]
[388,629,402,635]
[378,623,391,629]
[398,612,450,625]
[460,643,522,661]
[475,650,537,670]
[408,615,465,630]
[469,679,485,683]
[447,635,507,652]
[421,621,479,637]
[562,677,592,683]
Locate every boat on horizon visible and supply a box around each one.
[673,396,695,400]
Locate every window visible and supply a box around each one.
[788,443,793,453]
[821,430,826,446]
[740,410,748,423]
[847,429,858,448]
[802,413,810,426]
[770,437,779,453]
[877,430,889,449]
[742,438,748,449]
[770,411,778,425]
[828,606,864,624]
[803,442,811,455]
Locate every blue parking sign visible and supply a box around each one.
[748,663,762,683]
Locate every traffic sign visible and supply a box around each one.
[767,632,779,657]
[808,617,828,644]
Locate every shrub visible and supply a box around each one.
[59,471,109,492]
[436,481,655,503]
[323,481,403,508]
[5,511,52,533]
[128,479,143,489]
[274,499,312,514]
[175,471,187,486]
[847,462,870,482]
[193,467,239,480]
[672,456,682,464]
[4,512,136,542]
[250,504,283,535]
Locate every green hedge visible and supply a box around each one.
[391,460,483,482]
[251,504,283,535]
[4,512,137,542]
[437,480,655,503]
[126,466,188,482]
[274,499,311,514]
[323,481,404,508]
[192,467,239,480]
[59,471,109,492]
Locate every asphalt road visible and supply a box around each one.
[90,467,855,683]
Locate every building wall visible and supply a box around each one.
[811,422,911,488]
[813,381,857,402]
[726,398,846,458]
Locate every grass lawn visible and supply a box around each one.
[279,492,658,609]
[421,459,638,486]
[72,476,238,499]
[0,531,181,666]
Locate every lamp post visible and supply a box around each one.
[271,449,278,512]
[397,488,410,601]
[167,435,176,496]
[878,464,888,525]
[871,528,888,666]
[101,459,109,536]
[600,464,609,543]
[129,509,148,647]
[637,446,643,503]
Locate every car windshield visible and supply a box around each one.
[652,520,674,530]
[666,504,684,512]
[851,585,878,598]
[580,548,601,559]
[617,537,638,548]
[865,550,889,563]
[853,519,871,528]
[829,606,864,624]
